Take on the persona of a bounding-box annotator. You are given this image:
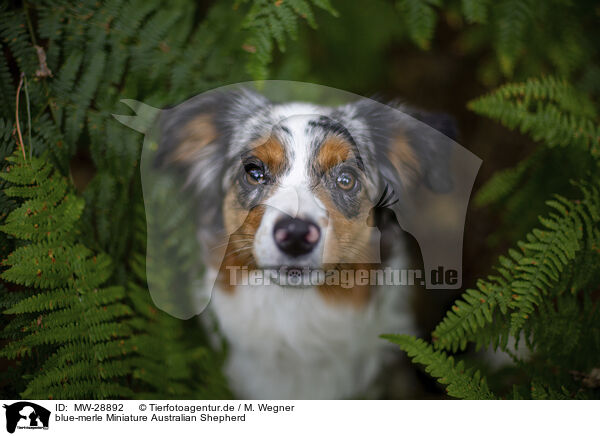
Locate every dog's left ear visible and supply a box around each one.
[350,99,480,290]
[402,108,457,193]
[350,99,457,196]
[385,108,457,195]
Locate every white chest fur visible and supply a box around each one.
[203,264,416,399]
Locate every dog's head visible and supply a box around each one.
[157,89,455,279]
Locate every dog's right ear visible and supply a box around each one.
[156,89,269,182]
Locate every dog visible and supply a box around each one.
[156,88,455,399]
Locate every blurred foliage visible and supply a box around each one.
[380,1,600,399]
[0,0,599,399]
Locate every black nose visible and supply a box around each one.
[273,217,320,257]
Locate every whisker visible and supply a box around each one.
[211,239,255,250]
[223,246,254,257]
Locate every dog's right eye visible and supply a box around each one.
[244,164,267,185]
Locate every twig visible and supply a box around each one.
[15,72,27,161]
[24,75,33,159]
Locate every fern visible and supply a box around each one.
[0,152,133,399]
[386,182,600,398]
[0,152,228,399]
[1,0,266,400]
[395,0,598,87]
[397,0,441,50]
[382,335,496,399]
[124,202,230,399]
[494,0,533,76]
[469,77,600,158]
[430,182,599,353]
[388,73,600,399]
[237,0,338,79]
[1,0,598,402]
[461,0,490,24]
[474,151,533,208]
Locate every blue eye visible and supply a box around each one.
[245,164,266,185]
[336,172,356,191]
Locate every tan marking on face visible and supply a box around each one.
[217,189,266,293]
[169,114,217,163]
[315,187,376,307]
[388,131,421,188]
[318,264,373,307]
[249,135,286,176]
[316,135,352,172]
[223,188,249,236]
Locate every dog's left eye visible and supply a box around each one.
[336,171,356,191]
[245,164,267,185]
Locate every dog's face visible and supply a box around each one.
[158,89,454,283]
[222,109,382,272]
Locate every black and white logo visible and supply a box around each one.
[3,402,50,434]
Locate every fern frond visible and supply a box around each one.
[397,0,441,50]
[382,335,496,399]
[0,152,133,399]
[474,151,534,207]
[123,202,230,399]
[238,0,338,79]
[461,0,490,24]
[432,182,600,351]
[469,77,600,158]
[494,0,533,76]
